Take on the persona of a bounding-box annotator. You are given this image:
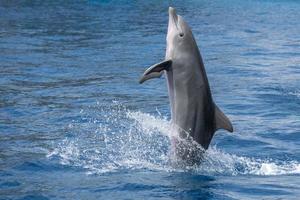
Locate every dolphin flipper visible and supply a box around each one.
[214,104,233,133]
[139,60,172,84]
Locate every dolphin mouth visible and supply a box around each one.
[169,7,179,29]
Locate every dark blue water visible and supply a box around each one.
[1,0,300,199]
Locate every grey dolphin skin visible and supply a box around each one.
[139,7,233,160]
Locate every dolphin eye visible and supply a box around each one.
[179,33,184,37]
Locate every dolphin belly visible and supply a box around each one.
[172,73,215,150]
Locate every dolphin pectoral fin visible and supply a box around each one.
[214,105,233,133]
[139,71,163,84]
[139,60,172,84]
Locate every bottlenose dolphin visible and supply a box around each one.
[139,7,233,160]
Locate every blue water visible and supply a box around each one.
[1,0,300,199]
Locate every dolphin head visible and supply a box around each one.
[166,7,196,59]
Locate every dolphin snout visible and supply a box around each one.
[169,7,178,24]
[169,7,176,15]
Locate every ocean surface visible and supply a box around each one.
[1,0,300,199]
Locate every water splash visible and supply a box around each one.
[47,102,300,176]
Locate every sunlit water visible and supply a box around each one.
[1,0,300,199]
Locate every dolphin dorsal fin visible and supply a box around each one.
[214,104,233,133]
[139,60,172,84]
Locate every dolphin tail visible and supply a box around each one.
[214,104,233,133]
[139,60,172,84]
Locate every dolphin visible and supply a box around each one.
[139,7,233,160]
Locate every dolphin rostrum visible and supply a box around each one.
[139,7,233,160]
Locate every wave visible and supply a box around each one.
[47,102,300,176]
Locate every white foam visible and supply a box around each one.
[47,103,300,176]
[288,90,300,98]
[201,147,300,176]
[253,162,300,175]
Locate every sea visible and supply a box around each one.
[1,0,300,199]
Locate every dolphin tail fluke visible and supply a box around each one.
[139,60,172,84]
[214,104,233,133]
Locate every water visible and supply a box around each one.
[1,0,300,199]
